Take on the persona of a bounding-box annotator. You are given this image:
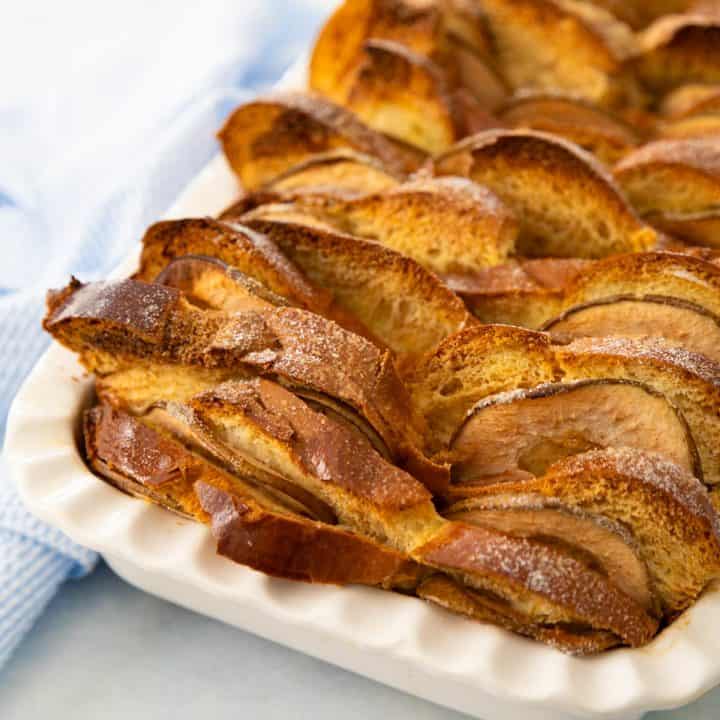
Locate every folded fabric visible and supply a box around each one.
[0,0,327,672]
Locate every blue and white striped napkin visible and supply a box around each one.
[0,0,329,671]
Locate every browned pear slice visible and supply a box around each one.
[543,295,720,362]
[155,255,290,312]
[447,493,654,613]
[449,379,700,486]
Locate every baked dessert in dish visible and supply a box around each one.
[43,0,720,654]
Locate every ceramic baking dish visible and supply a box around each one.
[6,59,720,720]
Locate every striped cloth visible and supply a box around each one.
[0,0,329,671]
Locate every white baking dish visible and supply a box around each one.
[6,58,720,720]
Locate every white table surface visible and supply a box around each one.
[2,562,719,720]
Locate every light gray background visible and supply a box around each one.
[2,562,719,719]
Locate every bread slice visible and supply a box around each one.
[614,138,720,246]
[408,324,720,487]
[497,91,639,164]
[341,40,460,154]
[475,0,641,107]
[260,149,403,198]
[238,214,473,358]
[271,176,518,275]
[135,218,379,342]
[218,91,421,190]
[309,0,505,109]
[433,130,657,258]
[447,447,720,615]
[85,401,420,587]
[635,14,720,94]
[44,277,448,492]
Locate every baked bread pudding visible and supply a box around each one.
[43,0,720,654]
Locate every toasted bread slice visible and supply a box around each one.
[341,40,461,154]
[309,0,504,107]
[408,324,720,486]
[135,218,379,341]
[277,176,518,274]
[84,402,419,587]
[614,137,720,214]
[434,130,656,258]
[658,114,720,140]
[498,91,639,164]
[262,150,402,198]
[44,278,447,492]
[218,92,420,189]
[476,0,641,107]
[447,447,720,614]
[238,214,473,358]
[635,14,720,94]
[614,137,720,245]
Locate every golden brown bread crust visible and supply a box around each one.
[195,482,420,587]
[218,91,420,189]
[636,14,720,93]
[44,278,448,493]
[341,39,461,154]
[136,218,328,310]
[474,0,641,107]
[85,402,419,587]
[497,91,639,164]
[433,129,656,258]
[614,137,720,215]
[262,149,403,198]
[660,83,720,118]
[239,215,473,358]
[309,0,500,105]
[191,378,432,513]
[273,175,518,275]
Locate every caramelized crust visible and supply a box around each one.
[434,130,656,259]
[218,91,420,189]
[239,215,472,358]
[44,278,447,492]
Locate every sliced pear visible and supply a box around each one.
[447,493,654,612]
[155,255,290,311]
[449,379,700,486]
[543,295,720,362]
